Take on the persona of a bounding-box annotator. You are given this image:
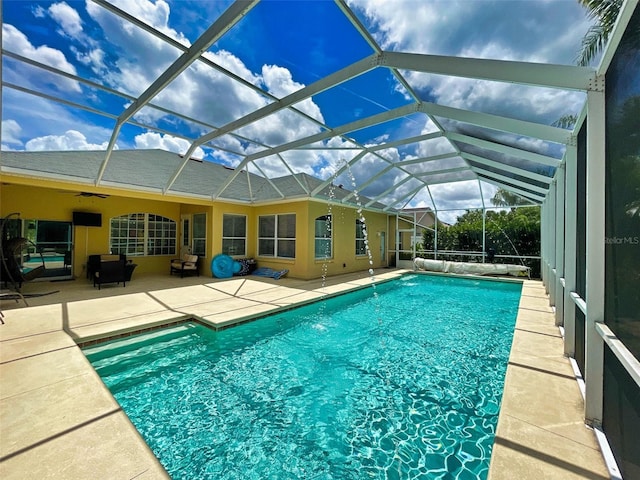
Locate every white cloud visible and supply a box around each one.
[85,0,189,97]
[415,136,456,158]
[2,24,81,93]
[71,45,107,76]
[427,180,486,223]
[133,59,326,153]
[49,2,84,38]
[134,132,205,159]
[81,0,327,153]
[348,2,590,123]
[25,130,112,150]
[2,91,116,149]
[88,0,188,44]
[349,0,591,63]
[132,57,267,130]
[36,1,107,76]
[2,120,23,145]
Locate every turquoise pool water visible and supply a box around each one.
[85,274,522,479]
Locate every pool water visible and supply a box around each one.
[85,274,522,479]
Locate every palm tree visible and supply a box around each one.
[490,188,531,207]
[577,0,623,66]
[552,114,578,129]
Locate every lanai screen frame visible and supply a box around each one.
[541,1,640,477]
[1,0,595,213]
[2,0,640,475]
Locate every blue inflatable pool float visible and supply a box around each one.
[211,254,241,278]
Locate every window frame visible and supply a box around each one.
[222,213,247,257]
[191,213,207,257]
[314,214,332,259]
[355,218,367,256]
[258,213,296,259]
[110,213,177,257]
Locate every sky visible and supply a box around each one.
[1,0,594,222]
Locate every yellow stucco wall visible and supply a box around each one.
[252,201,308,278]
[1,178,393,281]
[179,204,214,274]
[1,183,183,278]
[211,202,256,258]
[306,201,388,280]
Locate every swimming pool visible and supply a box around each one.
[85,274,522,479]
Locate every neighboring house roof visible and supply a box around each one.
[0,149,388,210]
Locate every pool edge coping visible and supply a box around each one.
[76,270,524,347]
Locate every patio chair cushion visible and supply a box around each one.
[170,254,199,277]
[171,254,198,270]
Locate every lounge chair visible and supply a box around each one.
[170,254,199,278]
[93,259,127,289]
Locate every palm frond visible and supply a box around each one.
[577,26,608,65]
[576,0,623,65]
[552,114,578,129]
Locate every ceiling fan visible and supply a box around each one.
[75,192,110,198]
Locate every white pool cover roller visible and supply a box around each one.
[413,257,530,277]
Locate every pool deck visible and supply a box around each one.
[0,270,608,479]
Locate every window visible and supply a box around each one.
[110,213,176,256]
[355,219,367,255]
[314,215,332,259]
[192,213,206,256]
[259,214,296,258]
[182,217,190,253]
[222,214,246,256]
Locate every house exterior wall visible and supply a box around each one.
[1,178,391,280]
[252,200,309,278]
[1,182,183,278]
[179,203,215,274]
[305,201,388,280]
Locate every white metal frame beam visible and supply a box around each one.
[471,166,548,195]
[382,184,425,212]
[446,131,561,167]
[414,167,471,178]
[584,80,606,427]
[213,103,418,199]
[95,0,259,184]
[365,131,444,152]
[418,102,572,145]
[381,51,597,91]
[555,164,566,326]
[365,175,415,207]
[476,175,544,203]
[396,152,460,167]
[168,53,383,186]
[563,142,578,356]
[461,152,553,185]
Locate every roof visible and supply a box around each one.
[1,149,387,209]
[2,0,636,221]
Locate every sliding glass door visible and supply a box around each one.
[20,219,73,279]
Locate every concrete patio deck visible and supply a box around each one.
[0,270,608,479]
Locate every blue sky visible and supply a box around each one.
[1,0,594,218]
